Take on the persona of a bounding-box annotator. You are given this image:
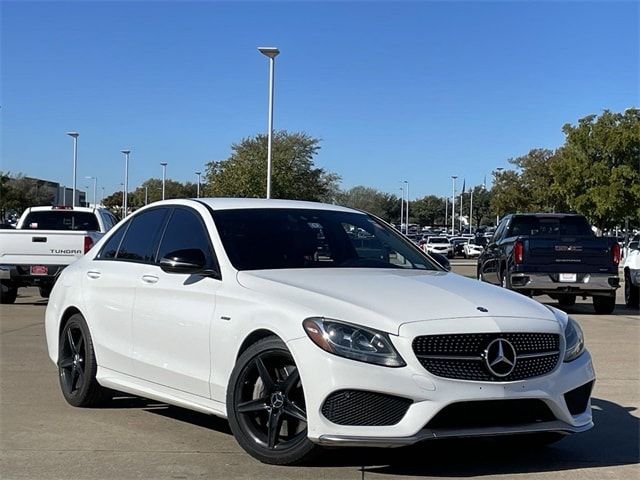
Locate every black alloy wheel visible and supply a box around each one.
[58,313,111,407]
[59,324,86,397]
[227,337,317,465]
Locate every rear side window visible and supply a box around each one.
[157,208,216,266]
[508,216,593,237]
[98,224,127,259]
[116,209,169,262]
[22,211,100,231]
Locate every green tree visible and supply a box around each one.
[0,172,54,219]
[410,195,446,227]
[203,131,340,202]
[510,148,566,212]
[489,169,531,221]
[552,109,640,229]
[335,186,400,222]
[469,185,493,228]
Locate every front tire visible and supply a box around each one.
[624,270,639,308]
[593,295,616,315]
[58,313,111,407]
[227,337,317,465]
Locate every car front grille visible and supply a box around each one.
[412,333,561,381]
[321,390,412,426]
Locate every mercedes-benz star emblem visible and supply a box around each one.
[270,392,285,409]
[483,338,517,377]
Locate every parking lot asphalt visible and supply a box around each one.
[1,266,638,480]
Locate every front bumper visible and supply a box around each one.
[509,272,619,294]
[288,318,595,446]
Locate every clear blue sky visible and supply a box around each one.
[2,1,638,200]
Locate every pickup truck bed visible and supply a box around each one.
[478,213,620,314]
[0,206,113,303]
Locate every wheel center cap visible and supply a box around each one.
[270,392,284,409]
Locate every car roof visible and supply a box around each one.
[26,206,98,213]
[192,198,360,214]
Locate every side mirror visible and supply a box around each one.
[160,249,209,275]
[430,252,451,271]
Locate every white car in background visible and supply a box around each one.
[423,236,453,258]
[462,238,485,258]
[45,199,595,465]
[623,234,640,307]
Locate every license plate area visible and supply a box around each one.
[30,265,48,276]
[559,273,577,282]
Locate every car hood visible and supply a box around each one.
[236,268,558,335]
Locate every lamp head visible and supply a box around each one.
[121,149,131,155]
[258,46,280,59]
[66,131,79,138]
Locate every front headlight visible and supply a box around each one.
[564,317,585,362]
[302,317,406,367]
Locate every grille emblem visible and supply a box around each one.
[477,307,488,312]
[483,339,517,377]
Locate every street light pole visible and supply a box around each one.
[258,46,280,199]
[121,150,131,218]
[84,176,97,207]
[494,167,504,225]
[404,181,409,234]
[469,187,474,234]
[144,186,148,205]
[399,185,404,233]
[66,132,79,207]
[160,162,167,200]
[195,171,201,198]
[451,176,458,235]
[444,196,448,230]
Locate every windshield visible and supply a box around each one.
[508,216,593,237]
[22,211,99,231]
[429,237,449,244]
[212,208,440,271]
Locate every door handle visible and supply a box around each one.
[141,274,159,284]
[86,270,101,279]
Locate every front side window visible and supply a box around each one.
[116,208,169,262]
[212,208,440,271]
[157,208,216,267]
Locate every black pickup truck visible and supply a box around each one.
[477,213,620,314]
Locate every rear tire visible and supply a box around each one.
[557,294,576,307]
[624,270,639,308]
[593,295,616,315]
[58,313,111,407]
[0,281,17,304]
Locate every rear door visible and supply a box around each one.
[83,207,170,376]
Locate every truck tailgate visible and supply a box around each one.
[0,230,88,265]
[523,236,614,271]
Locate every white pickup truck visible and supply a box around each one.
[0,206,116,303]
[623,234,640,308]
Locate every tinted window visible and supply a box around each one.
[98,224,127,259]
[508,216,593,237]
[117,208,169,262]
[99,211,114,231]
[212,208,439,271]
[157,208,215,265]
[22,211,99,231]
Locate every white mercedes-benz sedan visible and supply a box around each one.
[45,198,596,465]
